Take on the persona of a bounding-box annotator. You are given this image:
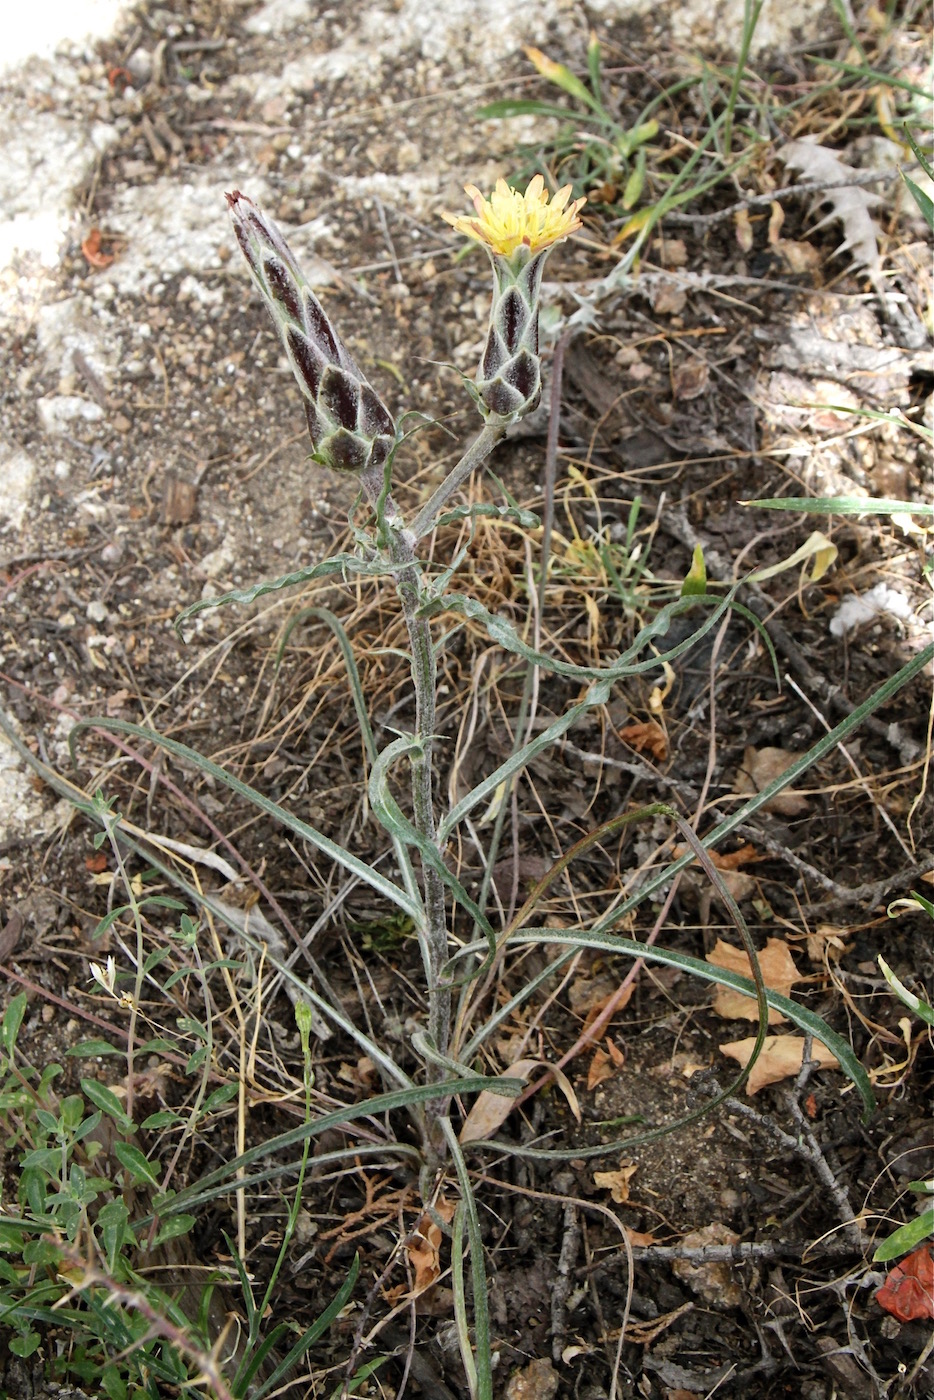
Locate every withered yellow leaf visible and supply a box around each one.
[594,1161,638,1203]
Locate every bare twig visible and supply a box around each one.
[550,1201,581,1364]
[725,1079,864,1249]
[665,169,899,228]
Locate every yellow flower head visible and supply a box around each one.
[443,175,586,258]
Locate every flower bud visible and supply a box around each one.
[226,191,395,473]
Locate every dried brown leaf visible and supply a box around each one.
[459,1059,580,1145]
[652,283,687,316]
[594,1160,638,1203]
[405,1197,455,1297]
[618,719,668,761]
[587,1046,613,1090]
[707,936,800,1024]
[735,746,809,816]
[735,207,754,252]
[777,238,821,274]
[505,1357,560,1400]
[673,1223,742,1306]
[623,1226,657,1247]
[767,200,785,244]
[672,360,710,400]
[806,924,849,963]
[657,236,688,268]
[719,1034,840,1093]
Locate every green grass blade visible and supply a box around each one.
[439,682,611,843]
[369,736,497,960]
[295,606,421,907]
[902,124,934,181]
[440,1121,493,1400]
[873,1208,934,1263]
[67,718,422,924]
[476,99,579,122]
[504,926,872,1118]
[806,56,932,99]
[451,1204,478,1399]
[878,957,934,1027]
[145,1077,522,1222]
[459,642,931,1097]
[744,495,934,517]
[249,1255,361,1400]
[439,589,772,843]
[901,170,934,232]
[586,640,933,937]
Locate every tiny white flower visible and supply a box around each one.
[89,956,117,996]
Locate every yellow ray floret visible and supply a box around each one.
[443,174,586,257]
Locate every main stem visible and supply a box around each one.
[360,428,503,1160]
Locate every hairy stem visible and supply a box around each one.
[409,423,505,541]
[359,428,503,1158]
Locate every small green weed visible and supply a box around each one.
[0,791,356,1399]
[478,4,772,246]
[872,892,934,1267]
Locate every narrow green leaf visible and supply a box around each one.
[66,1040,123,1057]
[902,124,934,181]
[807,56,932,98]
[681,543,707,597]
[201,1083,240,1114]
[90,906,132,940]
[526,48,599,110]
[873,1207,934,1263]
[437,590,757,841]
[503,928,873,1123]
[146,1078,521,1222]
[142,946,172,975]
[451,1203,477,1396]
[586,30,602,102]
[140,1110,183,1130]
[68,717,422,924]
[369,735,497,968]
[878,957,934,1026]
[743,495,934,517]
[236,1324,292,1394]
[901,170,934,232]
[441,1122,493,1400]
[476,99,577,122]
[174,553,397,636]
[630,118,660,148]
[153,1215,196,1247]
[176,1017,208,1042]
[1,993,27,1056]
[294,606,420,908]
[621,149,647,209]
[251,1254,362,1400]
